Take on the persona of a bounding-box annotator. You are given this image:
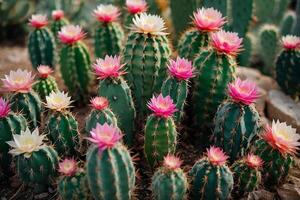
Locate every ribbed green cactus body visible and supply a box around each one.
[94,22,124,58]
[189,158,234,200]
[254,139,294,186]
[123,32,171,120]
[28,27,56,69]
[178,29,209,61]
[10,91,42,130]
[232,160,261,196]
[276,49,300,98]
[98,78,136,146]
[192,49,236,128]
[213,102,260,162]
[161,78,188,123]
[86,144,135,200]
[33,76,58,101]
[152,167,188,200]
[0,114,27,172]
[46,112,79,156]
[238,34,253,67]
[51,18,69,43]
[16,146,58,191]
[294,0,300,36]
[280,11,296,36]
[60,41,92,101]
[202,0,227,16]
[144,115,177,168]
[58,172,90,200]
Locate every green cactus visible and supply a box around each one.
[238,33,253,67]
[272,0,291,23]
[33,71,58,101]
[202,0,227,16]
[213,102,260,162]
[86,144,136,200]
[253,0,276,24]
[123,32,171,120]
[10,91,42,130]
[276,44,300,98]
[51,16,69,44]
[294,0,300,36]
[280,11,296,36]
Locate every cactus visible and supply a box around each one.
[28,14,56,70]
[294,0,300,36]
[280,11,296,36]
[94,55,136,146]
[144,94,177,168]
[238,33,253,67]
[93,4,125,58]
[202,0,227,16]
[276,35,300,98]
[51,10,69,43]
[33,65,58,101]
[59,25,92,101]
[189,147,233,200]
[232,154,263,197]
[86,123,135,200]
[151,155,188,200]
[253,0,276,24]
[123,13,171,120]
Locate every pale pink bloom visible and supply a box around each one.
[228,78,259,105]
[282,35,300,50]
[163,155,182,170]
[29,14,48,28]
[193,7,226,31]
[207,146,228,166]
[58,158,77,176]
[131,13,167,35]
[168,57,194,81]
[126,0,147,14]
[37,65,53,78]
[87,123,122,151]
[90,97,109,110]
[93,4,120,23]
[147,94,177,118]
[2,69,35,93]
[244,154,263,169]
[93,55,126,79]
[52,10,65,21]
[262,120,300,155]
[58,25,85,44]
[211,30,243,56]
[0,98,10,118]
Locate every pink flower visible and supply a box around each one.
[163,155,182,170]
[0,98,10,118]
[262,120,300,155]
[2,69,35,93]
[93,4,120,23]
[90,97,109,111]
[147,94,177,118]
[167,57,194,81]
[87,123,122,151]
[193,7,226,31]
[282,35,300,50]
[52,10,64,21]
[244,154,263,169]
[37,65,53,78]
[207,146,228,166]
[93,55,126,79]
[58,25,85,45]
[29,14,48,28]
[211,30,243,56]
[126,0,147,14]
[58,158,77,176]
[228,78,259,105]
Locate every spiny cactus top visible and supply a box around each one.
[163,155,182,170]
[147,94,177,118]
[37,65,54,79]
[126,0,147,15]
[46,90,72,112]
[93,4,120,23]
[52,10,65,21]
[193,7,226,31]
[228,78,259,105]
[29,14,48,29]
[0,98,10,118]
[207,146,229,166]
[58,25,85,45]
[244,154,263,169]
[90,96,109,111]
[167,57,194,81]
[7,128,46,158]
[131,13,167,35]
[1,69,35,93]
[262,120,300,155]
[211,30,243,56]
[93,55,126,79]
[58,158,77,177]
[281,35,300,50]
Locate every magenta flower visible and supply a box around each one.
[244,154,263,169]
[0,98,10,118]
[281,35,300,50]
[2,69,35,93]
[58,158,77,176]
[167,57,194,81]
[93,4,120,23]
[29,14,48,28]
[126,0,147,14]
[193,7,226,31]
[58,25,85,45]
[93,55,126,79]
[52,10,65,21]
[37,65,53,78]
[90,97,109,111]
[207,146,228,166]
[163,155,182,170]
[147,94,177,118]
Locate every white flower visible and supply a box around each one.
[46,90,72,111]
[131,13,167,35]
[7,128,46,158]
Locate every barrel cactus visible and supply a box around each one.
[189,146,234,200]
[28,14,56,69]
[213,78,261,162]
[86,123,136,200]
[144,94,177,169]
[51,10,69,43]
[124,0,147,27]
